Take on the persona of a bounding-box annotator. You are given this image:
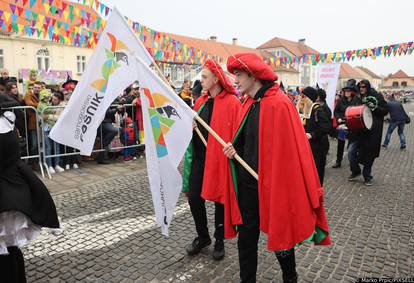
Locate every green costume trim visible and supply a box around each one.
[181,103,207,193]
[294,226,328,248]
[228,108,251,198]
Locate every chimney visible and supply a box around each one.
[209,36,217,42]
[298,38,306,45]
[232,38,238,45]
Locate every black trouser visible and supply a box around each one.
[336,139,345,164]
[0,246,27,283]
[97,123,118,162]
[313,151,327,185]
[238,182,296,283]
[188,160,224,241]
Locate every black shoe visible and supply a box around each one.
[364,178,374,186]
[348,172,361,181]
[332,162,341,168]
[212,240,225,260]
[186,237,211,256]
[400,145,406,150]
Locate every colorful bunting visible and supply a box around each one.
[0,0,412,67]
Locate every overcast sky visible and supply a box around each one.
[97,0,413,77]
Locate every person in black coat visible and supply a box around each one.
[302,87,333,185]
[0,109,60,283]
[382,95,409,149]
[348,80,388,186]
[332,80,361,168]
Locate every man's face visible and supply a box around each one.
[200,68,218,92]
[51,95,60,105]
[33,84,42,95]
[234,70,255,97]
[132,87,139,96]
[344,90,353,98]
[359,84,367,95]
[10,84,18,95]
[0,85,5,95]
[28,85,34,94]
[1,70,9,78]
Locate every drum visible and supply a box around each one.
[345,105,373,131]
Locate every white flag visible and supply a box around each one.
[317,63,341,117]
[50,7,152,155]
[135,56,195,236]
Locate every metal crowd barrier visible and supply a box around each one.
[5,106,45,178]
[38,103,144,179]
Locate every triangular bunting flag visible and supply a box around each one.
[9,4,17,15]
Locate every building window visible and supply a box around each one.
[301,65,310,86]
[177,68,184,82]
[190,68,198,80]
[392,82,399,88]
[401,81,407,87]
[36,48,50,71]
[164,66,171,77]
[77,55,86,74]
[0,49,4,69]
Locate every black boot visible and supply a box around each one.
[186,237,211,256]
[332,161,341,168]
[276,249,297,283]
[96,151,110,165]
[212,239,225,260]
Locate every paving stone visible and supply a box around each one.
[23,103,414,282]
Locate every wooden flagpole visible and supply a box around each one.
[151,62,258,181]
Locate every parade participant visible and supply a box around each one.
[0,109,60,282]
[332,80,361,168]
[301,87,332,185]
[382,94,409,150]
[223,53,331,283]
[182,59,241,261]
[347,80,388,186]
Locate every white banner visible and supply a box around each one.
[50,7,152,155]
[317,63,341,116]
[136,56,195,236]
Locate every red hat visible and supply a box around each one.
[226,53,278,81]
[203,59,236,94]
[125,117,133,124]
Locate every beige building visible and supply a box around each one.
[258,37,319,87]
[273,65,299,89]
[0,34,93,83]
[382,70,414,91]
[337,63,365,91]
[354,66,383,90]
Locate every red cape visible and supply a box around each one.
[134,98,143,131]
[182,90,241,204]
[224,84,331,251]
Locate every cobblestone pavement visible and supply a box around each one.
[24,103,414,282]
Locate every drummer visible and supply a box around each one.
[301,86,332,185]
[347,79,388,186]
[332,79,361,168]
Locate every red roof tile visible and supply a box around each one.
[389,70,410,78]
[163,33,261,59]
[355,66,381,79]
[257,37,319,56]
[339,63,365,79]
